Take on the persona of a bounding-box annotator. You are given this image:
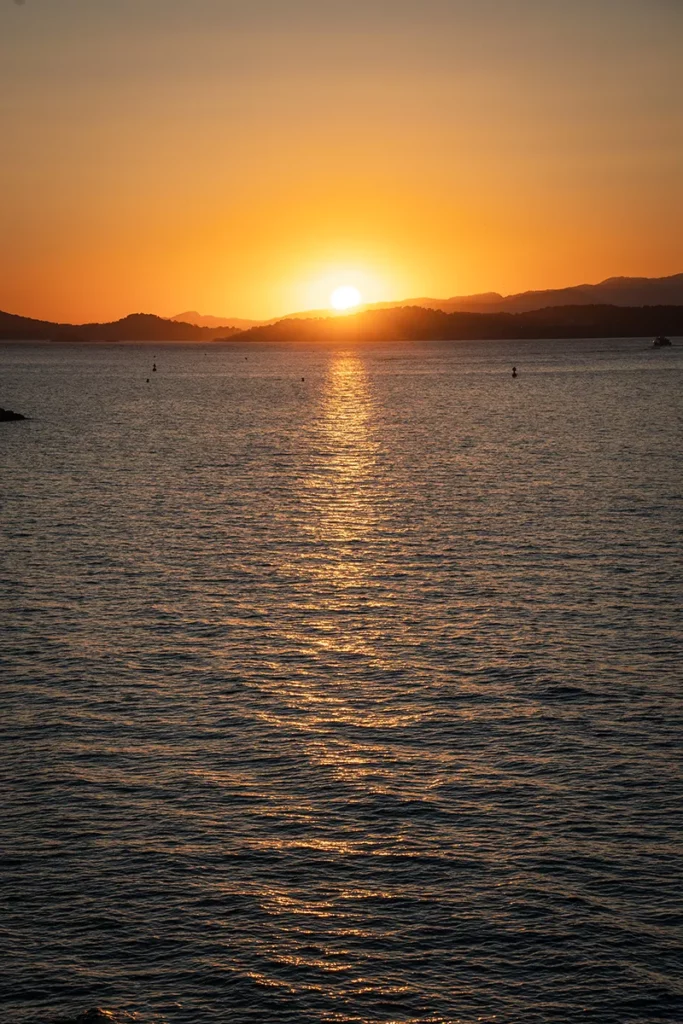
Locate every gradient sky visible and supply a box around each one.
[1,0,682,322]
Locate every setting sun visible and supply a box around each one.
[330,285,362,312]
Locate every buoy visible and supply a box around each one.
[512,366,517,378]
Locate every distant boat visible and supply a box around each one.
[652,336,672,347]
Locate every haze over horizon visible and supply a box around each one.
[2,0,682,323]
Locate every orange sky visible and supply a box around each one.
[1,0,681,323]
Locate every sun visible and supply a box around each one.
[330,285,362,312]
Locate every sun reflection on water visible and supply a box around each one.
[294,351,387,667]
[306,350,380,548]
[259,351,406,792]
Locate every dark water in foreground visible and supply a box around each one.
[1,338,682,1024]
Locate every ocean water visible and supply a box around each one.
[1,337,682,1024]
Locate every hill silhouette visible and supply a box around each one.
[171,273,683,326]
[236,304,683,344]
[1,301,682,345]
[413,273,683,315]
[0,311,240,342]
[171,310,261,330]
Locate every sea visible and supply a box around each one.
[1,337,682,1024]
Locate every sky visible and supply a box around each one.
[1,0,682,323]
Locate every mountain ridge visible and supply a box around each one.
[2,274,683,343]
[0,310,240,342]
[233,303,683,345]
[171,273,683,326]
[7,303,678,344]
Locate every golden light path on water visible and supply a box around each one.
[261,353,403,830]
[236,353,416,1003]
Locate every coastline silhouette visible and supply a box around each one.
[1,300,681,345]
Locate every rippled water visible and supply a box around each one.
[1,338,682,1024]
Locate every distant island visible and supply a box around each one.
[0,311,240,343]
[171,273,683,327]
[234,304,683,344]
[1,274,682,344]
[394,271,683,316]
[1,304,681,345]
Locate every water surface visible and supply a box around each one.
[1,338,682,1023]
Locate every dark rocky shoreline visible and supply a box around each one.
[39,1009,132,1024]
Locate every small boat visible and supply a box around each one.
[652,336,672,347]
